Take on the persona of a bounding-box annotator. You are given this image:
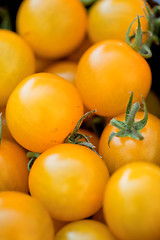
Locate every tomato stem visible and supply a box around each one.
[27,152,40,171]
[0,7,12,30]
[64,110,101,156]
[108,92,148,147]
[126,14,152,58]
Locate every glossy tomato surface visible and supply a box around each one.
[88,0,149,43]
[103,162,160,240]
[29,144,109,221]
[16,0,87,59]
[0,139,29,192]
[55,220,117,240]
[6,73,84,153]
[0,29,35,107]
[0,191,54,240]
[99,112,160,174]
[76,40,151,117]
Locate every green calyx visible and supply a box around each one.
[0,112,2,145]
[0,7,12,30]
[81,0,97,7]
[65,110,99,155]
[27,152,40,171]
[108,92,148,147]
[126,14,152,58]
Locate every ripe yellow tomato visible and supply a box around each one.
[0,191,54,240]
[88,0,149,43]
[45,61,77,84]
[0,140,29,192]
[0,29,35,107]
[76,40,152,117]
[103,162,160,240]
[29,144,109,221]
[99,112,160,174]
[16,0,87,59]
[55,220,117,240]
[6,73,84,153]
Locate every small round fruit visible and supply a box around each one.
[0,29,35,107]
[99,112,160,174]
[76,40,152,117]
[29,144,109,221]
[45,61,77,84]
[0,191,54,240]
[0,140,29,192]
[103,162,160,240]
[6,73,84,153]
[55,220,117,240]
[16,0,87,59]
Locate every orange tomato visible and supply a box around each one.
[0,29,35,107]
[6,73,84,153]
[29,144,109,221]
[76,40,152,117]
[45,61,77,84]
[99,112,160,174]
[0,191,54,240]
[103,162,160,240]
[55,220,117,240]
[16,0,87,59]
[0,139,29,192]
[88,0,149,43]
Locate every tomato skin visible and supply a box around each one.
[0,191,54,240]
[29,144,109,221]
[76,40,151,117]
[103,162,160,240]
[55,220,117,240]
[88,0,149,43]
[45,61,77,84]
[0,140,29,192]
[6,73,84,153]
[16,0,87,59]
[0,108,15,142]
[0,29,35,107]
[78,128,99,151]
[99,112,160,174]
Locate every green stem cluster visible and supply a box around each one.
[0,7,12,30]
[108,92,148,147]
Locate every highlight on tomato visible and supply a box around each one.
[29,143,109,221]
[0,191,54,240]
[55,220,117,240]
[88,0,149,43]
[6,73,84,153]
[103,162,160,240]
[99,92,160,174]
[0,29,35,107]
[16,0,87,59]
[76,40,152,117]
[45,61,77,84]
[0,113,29,192]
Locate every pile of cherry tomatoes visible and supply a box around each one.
[0,0,160,239]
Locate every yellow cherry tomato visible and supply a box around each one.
[103,162,160,240]
[0,191,54,240]
[6,73,84,153]
[99,112,160,174]
[0,29,35,107]
[55,220,117,240]
[29,144,109,221]
[88,0,149,43]
[16,0,87,59]
[0,108,14,142]
[0,139,29,192]
[45,61,77,84]
[76,40,152,117]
